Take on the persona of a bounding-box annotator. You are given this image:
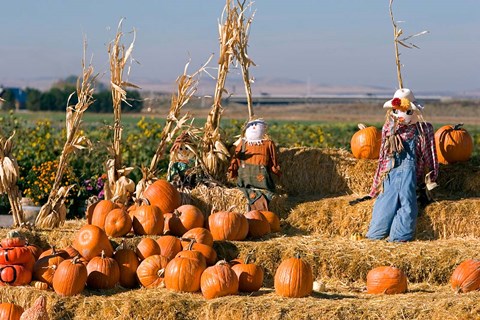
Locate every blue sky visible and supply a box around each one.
[1,0,479,93]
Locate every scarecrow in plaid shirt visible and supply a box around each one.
[351,88,439,242]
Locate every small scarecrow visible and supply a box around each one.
[228,118,281,211]
[167,132,199,190]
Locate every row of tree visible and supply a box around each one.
[1,76,143,113]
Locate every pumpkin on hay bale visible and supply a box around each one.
[435,123,473,165]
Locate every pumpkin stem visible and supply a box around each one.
[294,252,302,259]
[139,198,151,206]
[157,268,165,278]
[454,123,464,130]
[244,250,255,264]
[101,250,106,259]
[227,205,237,212]
[215,259,229,266]
[186,239,195,251]
[357,123,367,130]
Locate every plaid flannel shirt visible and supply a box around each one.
[369,121,439,198]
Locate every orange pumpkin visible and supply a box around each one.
[136,238,161,261]
[200,260,239,299]
[274,254,313,298]
[0,246,35,265]
[366,266,408,294]
[33,248,65,286]
[181,228,214,247]
[1,230,26,248]
[0,302,23,320]
[143,179,181,214]
[260,210,281,233]
[0,265,32,286]
[350,123,381,159]
[132,203,164,236]
[208,210,249,241]
[104,208,132,237]
[231,254,264,292]
[113,242,140,289]
[86,250,120,290]
[52,256,88,296]
[90,199,120,229]
[156,236,182,261]
[136,254,169,288]
[435,123,473,164]
[72,225,114,261]
[169,205,205,236]
[26,242,44,260]
[450,259,480,293]
[182,240,217,266]
[164,249,206,292]
[244,210,271,238]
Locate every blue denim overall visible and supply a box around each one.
[366,130,418,242]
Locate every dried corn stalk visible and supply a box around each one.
[104,19,139,204]
[135,57,212,199]
[389,0,428,89]
[232,0,256,120]
[0,132,24,227]
[35,41,96,228]
[202,0,239,180]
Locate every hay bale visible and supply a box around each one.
[284,195,480,240]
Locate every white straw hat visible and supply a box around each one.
[383,88,423,111]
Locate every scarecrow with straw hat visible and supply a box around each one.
[228,118,281,211]
[350,0,438,242]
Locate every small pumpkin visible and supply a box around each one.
[274,253,313,298]
[366,266,408,294]
[156,235,182,261]
[200,260,239,299]
[132,202,164,236]
[33,247,66,286]
[0,302,23,320]
[104,208,132,238]
[136,238,161,261]
[260,210,281,233]
[113,241,140,289]
[52,256,88,296]
[350,123,381,159]
[30,280,49,290]
[435,123,474,164]
[231,254,264,292]
[164,248,206,292]
[136,254,169,288]
[142,179,181,214]
[72,225,114,261]
[244,210,271,239]
[208,210,249,241]
[86,250,120,290]
[450,259,480,293]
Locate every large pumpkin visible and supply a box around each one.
[52,256,88,296]
[274,254,313,298]
[366,266,408,294]
[244,210,271,239]
[450,259,480,293]
[435,123,473,164]
[232,255,264,292]
[208,210,249,241]
[200,260,239,299]
[136,254,169,288]
[72,225,114,261]
[132,203,164,236]
[0,302,23,320]
[86,250,120,290]
[168,205,205,236]
[143,179,181,214]
[164,249,206,292]
[350,123,381,159]
[113,242,140,289]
